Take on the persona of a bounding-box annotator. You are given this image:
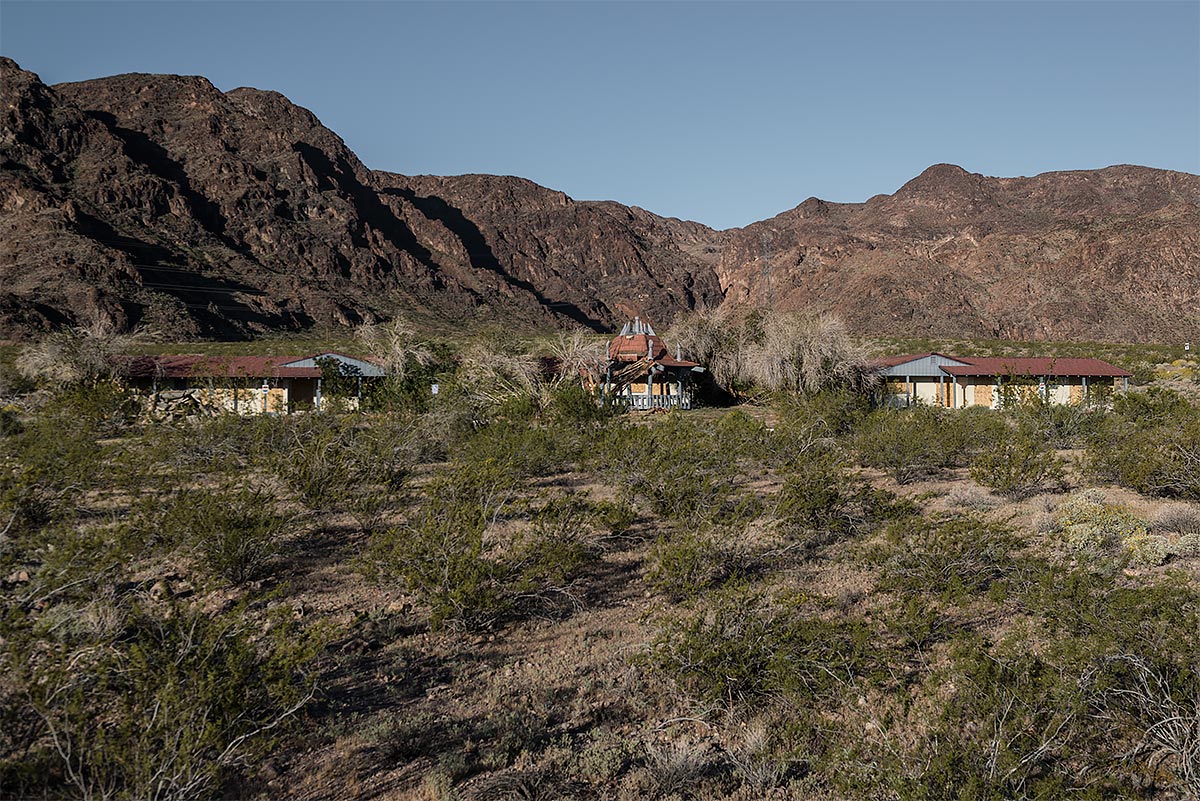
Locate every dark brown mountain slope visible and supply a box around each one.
[1,59,722,338]
[3,58,1197,343]
[718,164,1200,342]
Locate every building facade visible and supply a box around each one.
[873,352,1132,409]
[118,352,386,414]
[600,318,705,410]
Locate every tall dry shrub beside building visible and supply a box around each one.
[668,307,875,395]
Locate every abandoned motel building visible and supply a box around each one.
[872,352,1132,409]
[114,321,1132,415]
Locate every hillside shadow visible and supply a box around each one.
[383,186,607,331]
[292,143,441,276]
[70,209,301,335]
[87,110,232,243]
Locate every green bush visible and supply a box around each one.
[546,382,621,426]
[1009,395,1104,448]
[968,426,1065,498]
[600,414,756,526]
[773,451,915,550]
[8,601,321,801]
[1085,389,1200,499]
[171,485,291,584]
[648,528,748,600]
[874,514,1023,601]
[367,467,589,628]
[652,591,878,708]
[854,406,997,484]
[0,406,21,436]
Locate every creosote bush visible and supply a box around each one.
[1086,388,1200,500]
[5,600,322,801]
[367,461,592,628]
[968,425,1065,498]
[169,484,292,584]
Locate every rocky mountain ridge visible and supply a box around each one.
[3,58,1197,343]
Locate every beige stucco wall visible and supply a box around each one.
[196,385,289,414]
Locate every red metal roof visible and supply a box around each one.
[117,355,323,379]
[608,331,698,365]
[607,332,700,369]
[941,357,1132,378]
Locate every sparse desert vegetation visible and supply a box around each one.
[2,330,1199,801]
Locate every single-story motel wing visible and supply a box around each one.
[872,352,1132,409]
[117,352,385,414]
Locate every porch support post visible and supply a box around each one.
[315,378,322,413]
[647,370,653,408]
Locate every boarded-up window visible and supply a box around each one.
[973,383,993,407]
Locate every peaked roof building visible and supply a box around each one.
[603,317,704,410]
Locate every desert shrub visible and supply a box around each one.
[1088,654,1200,798]
[1175,533,1200,558]
[0,406,21,437]
[888,635,1099,801]
[574,729,637,785]
[170,485,292,584]
[367,466,589,628]
[461,419,581,480]
[668,307,876,395]
[1123,532,1170,568]
[643,738,711,798]
[775,387,870,439]
[1153,505,1200,536]
[14,319,130,387]
[546,381,621,426]
[652,590,877,708]
[601,414,756,526]
[943,484,1001,511]
[968,426,1065,498]
[711,409,770,460]
[504,494,590,614]
[853,406,964,483]
[371,485,506,628]
[404,396,478,462]
[1086,388,1200,499]
[592,499,637,539]
[873,515,1024,601]
[272,417,362,509]
[9,601,321,801]
[1053,490,1150,558]
[648,528,750,600]
[774,451,915,545]
[271,415,412,513]
[1009,395,1104,448]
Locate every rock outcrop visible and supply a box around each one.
[3,57,1197,343]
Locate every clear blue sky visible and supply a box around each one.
[3,1,1198,229]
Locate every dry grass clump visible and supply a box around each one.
[944,484,1002,511]
[357,316,434,380]
[668,307,876,395]
[1153,505,1200,536]
[644,738,711,798]
[15,314,140,385]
